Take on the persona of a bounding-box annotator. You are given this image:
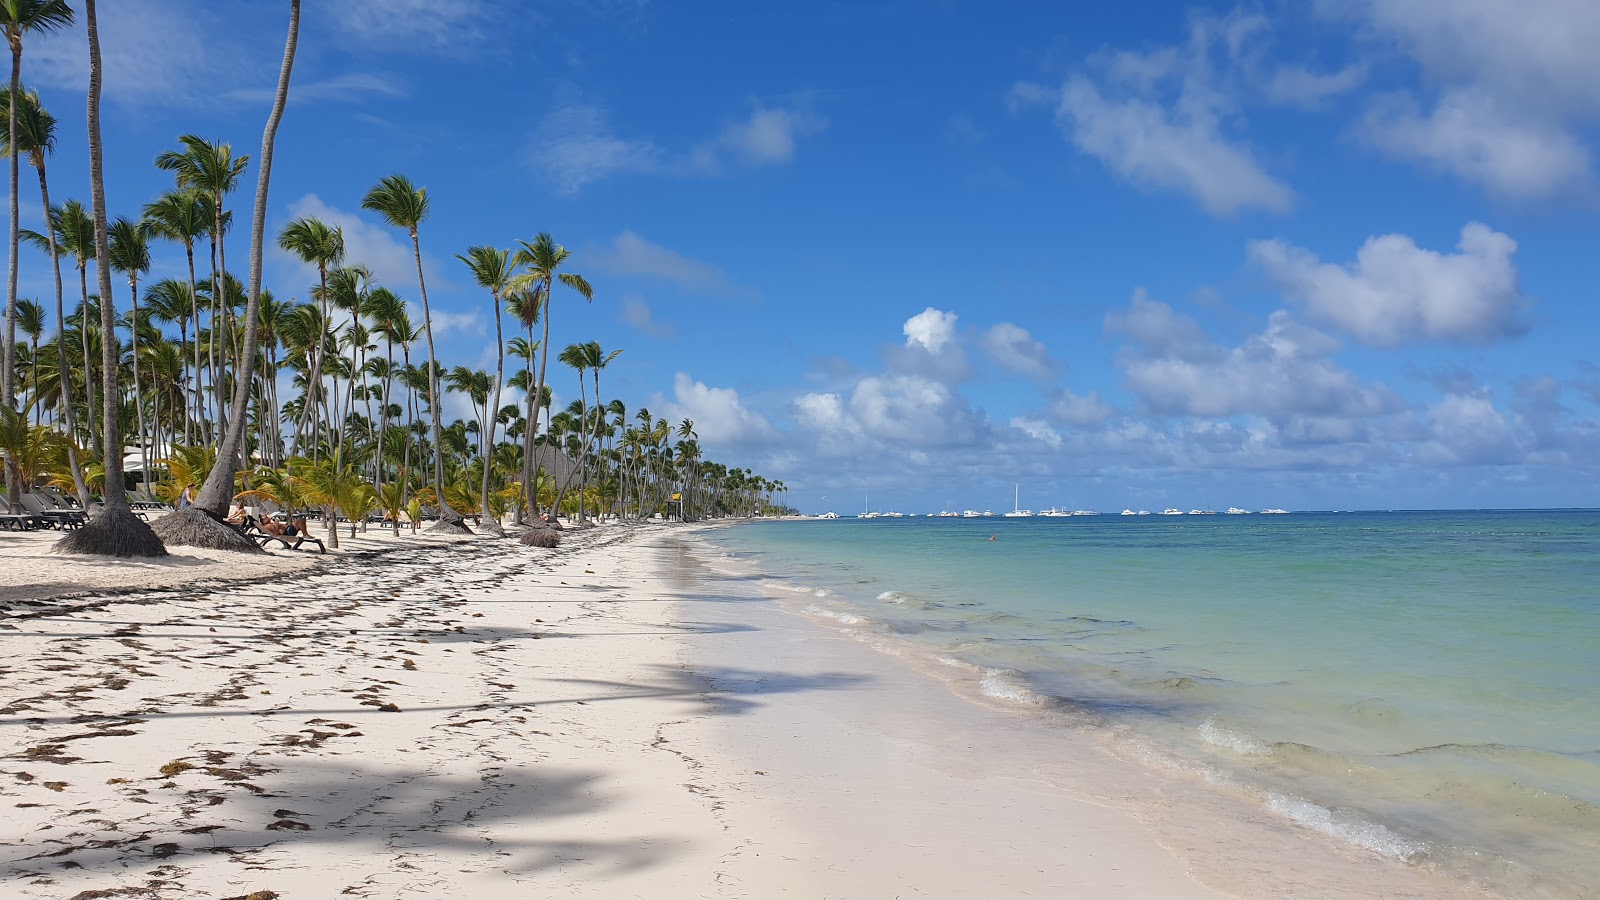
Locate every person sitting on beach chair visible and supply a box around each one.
[225,502,248,525]
[256,514,324,553]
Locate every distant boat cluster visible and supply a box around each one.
[809,506,1291,519]
[811,489,1288,520]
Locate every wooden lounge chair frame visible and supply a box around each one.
[254,529,325,553]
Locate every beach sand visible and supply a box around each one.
[0,522,1486,897]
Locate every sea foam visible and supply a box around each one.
[1263,792,1427,861]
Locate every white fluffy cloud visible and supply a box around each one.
[1341,0,1600,197]
[1050,391,1114,427]
[1417,391,1523,466]
[662,373,774,446]
[1249,222,1527,346]
[529,102,823,194]
[1010,417,1063,449]
[796,373,987,450]
[1046,76,1294,216]
[1012,11,1318,216]
[1360,90,1591,198]
[1107,295,1400,420]
[902,307,959,354]
[693,103,825,170]
[979,323,1055,380]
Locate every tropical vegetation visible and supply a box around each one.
[0,0,790,556]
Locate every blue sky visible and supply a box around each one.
[15,0,1600,512]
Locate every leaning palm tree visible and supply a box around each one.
[362,172,468,533]
[56,0,164,556]
[507,233,593,522]
[456,244,512,535]
[2,0,71,427]
[153,0,300,551]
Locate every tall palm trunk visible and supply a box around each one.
[40,160,88,499]
[193,0,298,516]
[480,289,504,533]
[519,320,537,522]
[3,39,20,513]
[76,257,95,449]
[56,0,166,557]
[402,343,416,533]
[181,238,198,444]
[532,298,553,515]
[127,275,149,496]
[296,260,328,456]
[380,337,394,533]
[205,231,219,438]
[410,228,464,530]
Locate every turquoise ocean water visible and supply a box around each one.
[704,510,1600,898]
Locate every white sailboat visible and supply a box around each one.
[1003,484,1034,517]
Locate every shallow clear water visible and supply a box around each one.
[705,510,1600,897]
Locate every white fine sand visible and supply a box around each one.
[0,522,1486,898]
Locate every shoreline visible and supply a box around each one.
[675,527,1487,899]
[1,521,1487,897]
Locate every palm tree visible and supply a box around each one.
[56,0,164,556]
[456,244,512,534]
[144,277,197,441]
[507,233,593,520]
[23,198,96,451]
[108,216,153,496]
[316,263,368,458]
[364,286,408,506]
[362,173,467,533]
[277,215,342,452]
[580,341,622,521]
[154,134,247,436]
[504,289,540,520]
[254,289,290,465]
[14,295,37,416]
[142,189,208,441]
[0,91,69,448]
[185,0,299,528]
[2,0,71,426]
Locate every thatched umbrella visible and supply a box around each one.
[150,507,264,553]
[519,526,559,548]
[54,508,168,557]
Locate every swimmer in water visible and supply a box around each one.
[988,534,997,541]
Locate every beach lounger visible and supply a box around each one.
[0,512,40,531]
[255,530,325,553]
[20,494,85,530]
